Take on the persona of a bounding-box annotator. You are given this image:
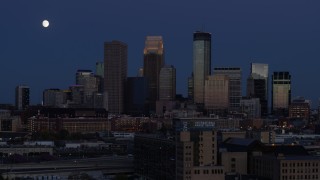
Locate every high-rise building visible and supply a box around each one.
[125,77,149,115]
[76,70,99,107]
[76,70,98,94]
[188,73,194,102]
[43,89,66,107]
[271,72,291,116]
[92,92,104,109]
[214,67,242,112]
[95,62,104,78]
[193,31,211,105]
[15,85,30,110]
[95,62,104,93]
[289,97,311,120]
[143,36,164,112]
[159,65,176,101]
[104,41,127,114]
[247,63,268,116]
[204,75,229,116]
[137,67,143,77]
[69,85,84,106]
[95,75,104,93]
[240,97,261,119]
[251,63,268,80]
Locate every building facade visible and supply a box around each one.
[221,151,248,175]
[134,134,176,180]
[176,130,224,180]
[213,67,241,112]
[69,85,84,106]
[204,75,229,116]
[289,97,311,120]
[240,98,261,119]
[251,154,320,180]
[27,108,109,133]
[29,117,110,133]
[76,70,99,107]
[104,41,128,114]
[137,67,143,77]
[143,36,164,112]
[193,31,211,105]
[173,118,241,132]
[272,72,291,116]
[159,65,176,101]
[95,61,104,78]
[95,62,104,94]
[0,110,21,132]
[247,63,268,116]
[188,73,194,102]
[125,77,149,115]
[43,89,66,107]
[15,85,30,110]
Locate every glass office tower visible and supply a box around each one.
[15,85,30,110]
[95,62,104,78]
[143,36,164,112]
[213,67,242,112]
[188,73,194,102]
[159,65,176,101]
[125,77,149,116]
[272,72,291,116]
[247,63,269,116]
[76,70,99,107]
[193,31,211,105]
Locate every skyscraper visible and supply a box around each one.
[95,62,104,94]
[272,72,291,115]
[69,85,84,106]
[125,77,149,115]
[214,67,242,112]
[104,41,128,114]
[95,62,104,78]
[76,70,99,104]
[204,75,229,116]
[188,73,194,102]
[247,63,268,116]
[137,67,144,77]
[43,89,66,107]
[159,65,176,101]
[15,85,30,110]
[240,98,261,119]
[193,31,211,105]
[143,36,164,112]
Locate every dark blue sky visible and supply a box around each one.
[1,0,320,107]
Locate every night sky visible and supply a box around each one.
[1,0,320,107]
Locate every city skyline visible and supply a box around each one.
[1,1,320,107]
[1,2,320,179]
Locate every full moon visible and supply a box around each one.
[42,20,49,28]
